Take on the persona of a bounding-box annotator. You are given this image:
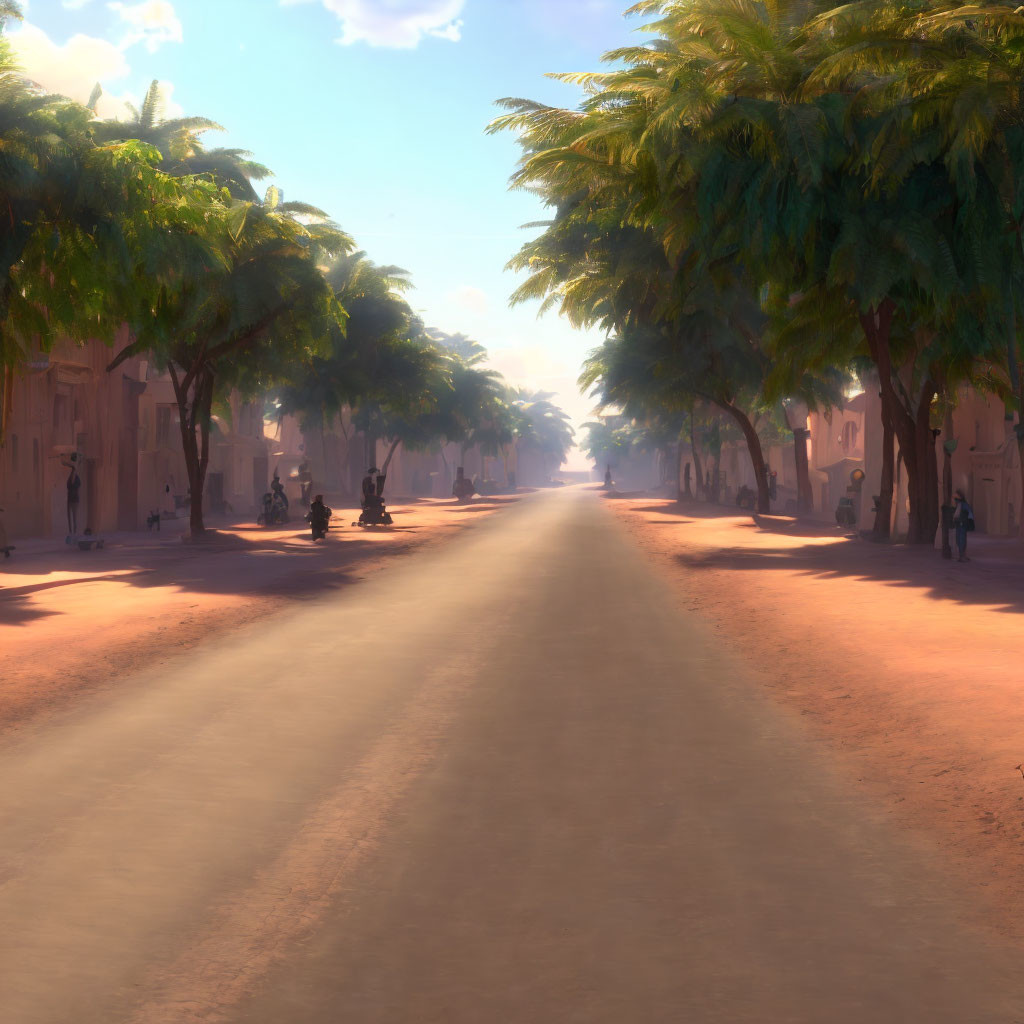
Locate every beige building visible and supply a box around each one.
[0,332,147,540]
[1,337,272,541]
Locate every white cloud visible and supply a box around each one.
[282,0,465,48]
[109,0,183,52]
[8,22,130,104]
[7,22,182,121]
[448,285,489,316]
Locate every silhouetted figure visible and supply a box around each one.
[357,467,392,526]
[362,467,379,504]
[309,494,331,541]
[952,488,975,562]
[452,466,475,502]
[683,462,691,497]
[604,465,612,488]
[0,503,12,557]
[271,472,289,510]
[298,460,313,507]
[61,454,81,537]
[768,470,778,501]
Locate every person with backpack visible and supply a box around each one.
[308,494,332,541]
[952,488,975,562]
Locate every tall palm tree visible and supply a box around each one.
[109,195,351,535]
[92,80,270,200]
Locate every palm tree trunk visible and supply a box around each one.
[1005,311,1024,539]
[941,407,954,559]
[861,304,938,544]
[792,427,812,514]
[168,360,214,538]
[873,407,895,540]
[716,399,770,513]
[0,364,12,446]
[690,417,705,500]
[378,437,401,495]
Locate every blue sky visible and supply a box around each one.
[14,0,651,467]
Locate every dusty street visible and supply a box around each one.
[2,487,1023,1023]
[0,496,512,729]
[609,493,1024,943]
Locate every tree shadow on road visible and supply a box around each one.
[674,538,1024,613]
[0,533,390,626]
[0,494,520,626]
[0,592,62,626]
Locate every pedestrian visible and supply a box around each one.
[362,467,379,505]
[61,453,82,538]
[952,487,975,562]
[298,459,313,507]
[271,471,289,510]
[308,494,331,541]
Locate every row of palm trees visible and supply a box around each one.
[493,0,1024,541]
[0,5,572,534]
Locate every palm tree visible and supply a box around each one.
[110,194,351,536]
[92,80,271,200]
[508,388,575,481]
[0,11,196,443]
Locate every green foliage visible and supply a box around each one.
[493,0,1024,527]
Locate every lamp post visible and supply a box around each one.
[783,399,812,515]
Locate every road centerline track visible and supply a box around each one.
[1,488,1022,1023]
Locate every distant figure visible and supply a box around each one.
[161,479,176,517]
[452,466,475,503]
[309,494,331,541]
[271,471,289,510]
[61,454,82,537]
[362,467,379,505]
[604,465,612,488]
[298,459,313,507]
[0,502,11,556]
[768,470,778,501]
[683,463,691,496]
[952,488,975,562]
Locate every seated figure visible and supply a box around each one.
[452,466,475,503]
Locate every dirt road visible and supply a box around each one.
[1,488,1022,1023]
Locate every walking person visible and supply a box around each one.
[61,454,82,539]
[952,487,975,562]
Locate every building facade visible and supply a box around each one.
[1,338,271,541]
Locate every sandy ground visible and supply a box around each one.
[0,495,516,731]
[607,488,1024,942]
